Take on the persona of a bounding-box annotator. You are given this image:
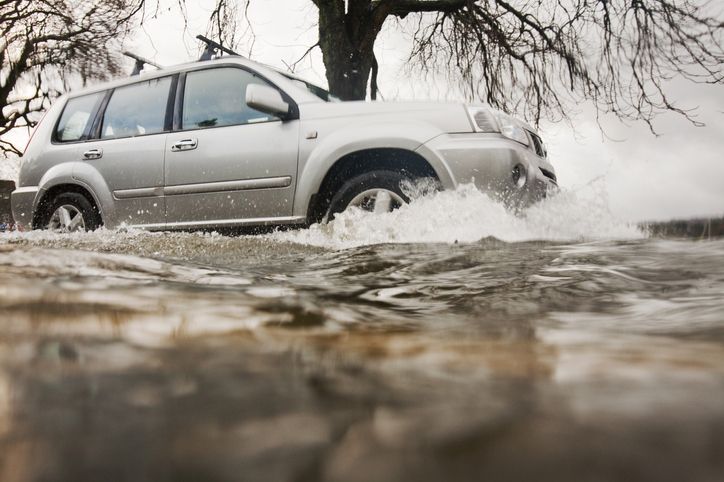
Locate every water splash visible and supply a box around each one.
[1,182,643,252]
[272,183,644,249]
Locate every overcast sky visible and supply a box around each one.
[8,0,724,222]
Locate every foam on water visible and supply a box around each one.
[272,182,645,249]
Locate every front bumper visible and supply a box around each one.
[11,186,40,230]
[417,133,557,208]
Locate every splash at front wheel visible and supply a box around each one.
[326,170,412,221]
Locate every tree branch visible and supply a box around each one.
[374,0,466,17]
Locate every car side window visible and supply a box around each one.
[55,92,104,142]
[101,77,172,139]
[182,68,276,130]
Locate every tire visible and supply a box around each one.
[43,192,102,232]
[326,170,412,220]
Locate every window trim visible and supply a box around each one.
[50,64,298,144]
[88,89,114,140]
[52,74,178,145]
[51,91,106,144]
[174,65,299,134]
[97,74,177,141]
[164,75,179,132]
[172,72,186,131]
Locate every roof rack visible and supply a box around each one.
[123,51,163,76]
[196,35,241,61]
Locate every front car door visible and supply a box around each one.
[165,66,299,228]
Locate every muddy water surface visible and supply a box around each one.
[0,187,723,481]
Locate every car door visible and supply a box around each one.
[75,76,175,228]
[165,66,299,227]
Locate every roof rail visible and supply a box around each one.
[123,51,163,76]
[196,35,241,61]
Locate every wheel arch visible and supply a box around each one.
[304,147,442,223]
[33,183,102,229]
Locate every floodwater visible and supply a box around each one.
[0,185,723,481]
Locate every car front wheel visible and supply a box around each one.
[326,170,412,220]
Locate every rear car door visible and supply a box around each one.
[165,67,299,227]
[74,76,175,228]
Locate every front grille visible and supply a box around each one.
[539,167,557,183]
[528,131,547,158]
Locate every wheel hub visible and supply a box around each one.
[348,189,405,214]
[48,205,86,232]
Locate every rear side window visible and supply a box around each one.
[55,92,104,142]
[182,68,275,130]
[101,77,172,139]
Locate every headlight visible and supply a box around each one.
[466,106,498,132]
[465,106,530,146]
[494,113,529,146]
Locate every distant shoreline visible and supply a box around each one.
[643,217,724,239]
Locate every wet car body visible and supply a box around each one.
[11,56,556,231]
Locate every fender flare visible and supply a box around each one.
[33,162,109,226]
[293,121,455,218]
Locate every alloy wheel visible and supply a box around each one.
[48,205,86,232]
[348,189,405,214]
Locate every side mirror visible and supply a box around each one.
[246,84,290,119]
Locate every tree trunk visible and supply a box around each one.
[316,0,383,101]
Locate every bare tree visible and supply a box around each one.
[290,0,722,128]
[2,0,721,156]
[0,0,145,155]
[206,0,258,57]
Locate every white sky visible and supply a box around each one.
[6,0,724,222]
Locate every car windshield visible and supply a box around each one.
[279,73,341,102]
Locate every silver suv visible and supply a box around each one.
[12,56,557,232]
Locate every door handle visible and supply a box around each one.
[171,139,198,151]
[82,148,103,160]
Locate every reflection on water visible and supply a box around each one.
[0,187,723,481]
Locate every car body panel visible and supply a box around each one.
[17,98,69,188]
[418,133,556,206]
[164,119,300,225]
[10,187,39,228]
[73,134,167,227]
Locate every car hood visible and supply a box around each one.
[298,101,475,134]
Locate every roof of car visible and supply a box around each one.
[64,56,323,104]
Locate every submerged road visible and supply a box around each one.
[0,188,723,481]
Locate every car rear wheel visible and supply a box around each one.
[45,193,102,232]
[326,170,411,220]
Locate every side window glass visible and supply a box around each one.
[182,68,276,130]
[55,92,104,142]
[101,77,172,139]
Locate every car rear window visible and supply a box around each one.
[101,77,172,139]
[182,68,275,130]
[54,92,104,142]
